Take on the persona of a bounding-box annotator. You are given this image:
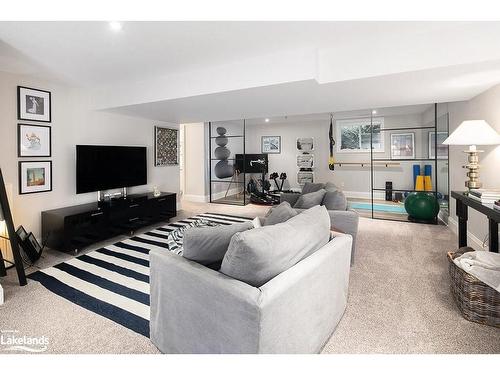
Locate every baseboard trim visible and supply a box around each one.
[447,216,486,251]
[344,190,386,200]
[182,194,208,203]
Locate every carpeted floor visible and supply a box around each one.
[1,201,499,354]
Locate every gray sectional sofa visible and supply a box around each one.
[150,205,353,354]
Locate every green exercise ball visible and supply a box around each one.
[404,192,440,221]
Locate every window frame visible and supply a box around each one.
[336,117,385,153]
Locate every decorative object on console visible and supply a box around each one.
[0,168,26,286]
[297,154,314,169]
[468,189,500,205]
[443,120,500,189]
[18,160,52,195]
[261,136,281,154]
[390,133,415,159]
[296,137,314,152]
[213,127,233,178]
[17,86,51,123]
[429,131,448,159]
[18,123,51,157]
[153,185,161,197]
[154,126,178,166]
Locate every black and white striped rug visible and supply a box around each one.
[28,213,252,337]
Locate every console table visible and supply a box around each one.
[42,192,176,252]
[451,191,499,253]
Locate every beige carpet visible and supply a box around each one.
[1,201,499,354]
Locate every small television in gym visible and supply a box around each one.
[234,154,268,174]
[76,145,147,194]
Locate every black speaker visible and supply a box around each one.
[385,181,393,201]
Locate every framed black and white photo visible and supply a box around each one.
[18,161,52,195]
[17,86,51,123]
[429,131,448,159]
[297,171,314,185]
[17,124,51,157]
[261,136,281,154]
[154,126,178,166]
[296,137,314,152]
[297,154,314,169]
[390,133,415,159]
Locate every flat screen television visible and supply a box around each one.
[76,145,147,194]
[235,154,268,174]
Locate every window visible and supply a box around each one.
[336,117,384,152]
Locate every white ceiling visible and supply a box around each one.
[2,21,500,122]
[0,21,470,86]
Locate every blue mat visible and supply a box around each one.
[348,201,407,214]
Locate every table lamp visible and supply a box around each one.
[443,120,500,189]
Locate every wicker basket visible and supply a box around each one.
[448,248,500,328]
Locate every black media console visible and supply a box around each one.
[41,192,177,252]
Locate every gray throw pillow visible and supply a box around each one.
[294,189,327,209]
[301,182,325,195]
[183,221,254,265]
[220,205,331,287]
[263,201,298,226]
[322,190,347,211]
[324,181,339,192]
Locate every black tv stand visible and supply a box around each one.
[42,192,176,252]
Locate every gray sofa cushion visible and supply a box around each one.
[301,182,325,194]
[294,189,327,209]
[183,221,254,265]
[322,190,347,211]
[324,181,339,192]
[263,201,297,226]
[220,205,331,287]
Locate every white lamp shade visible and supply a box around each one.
[443,120,500,146]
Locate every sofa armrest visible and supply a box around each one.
[280,193,300,206]
[293,208,359,265]
[149,250,261,353]
[327,210,358,265]
[258,235,352,353]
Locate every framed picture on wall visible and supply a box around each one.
[261,136,281,154]
[429,131,448,159]
[297,171,314,185]
[296,137,314,152]
[17,124,51,157]
[390,133,415,159]
[154,126,178,166]
[296,154,314,169]
[18,161,52,195]
[17,86,51,123]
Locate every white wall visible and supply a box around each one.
[182,122,207,202]
[0,71,180,242]
[447,84,500,250]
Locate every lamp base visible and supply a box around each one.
[463,148,483,190]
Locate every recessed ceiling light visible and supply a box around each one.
[109,21,122,32]
[372,110,377,115]
[265,118,270,123]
